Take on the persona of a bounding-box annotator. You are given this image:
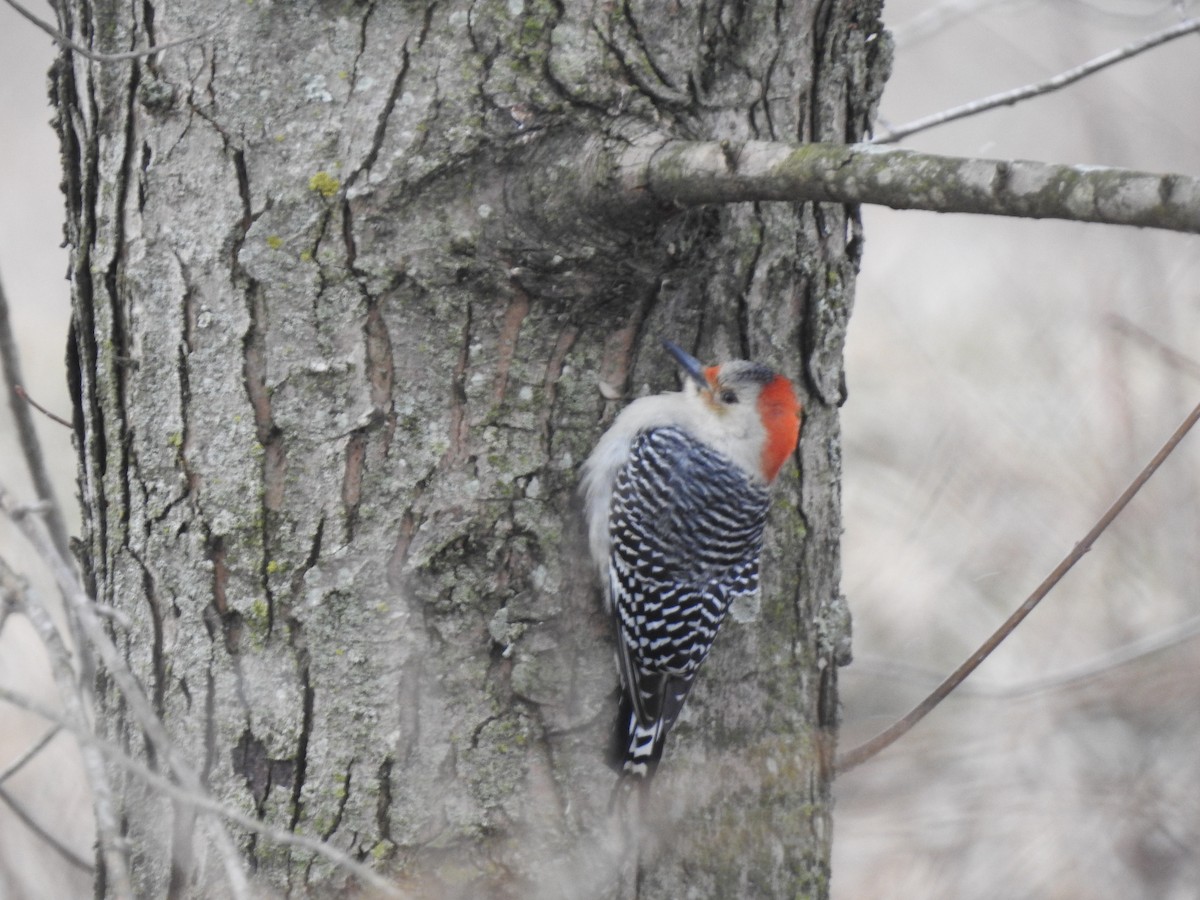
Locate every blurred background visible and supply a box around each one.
[838,1,1200,898]
[1,1,1198,897]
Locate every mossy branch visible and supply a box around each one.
[617,138,1200,234]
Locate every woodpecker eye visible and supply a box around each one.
[719,389,739,404]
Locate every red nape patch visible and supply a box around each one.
[757,376,802,482]
[704,365,720,387]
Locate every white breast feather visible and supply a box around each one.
[580,384,768,587]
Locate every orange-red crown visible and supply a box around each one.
[757,375,801,482]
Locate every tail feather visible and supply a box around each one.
[607,675,695,778]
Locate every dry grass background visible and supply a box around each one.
[1,1,1198,897]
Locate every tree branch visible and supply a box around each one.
[0,782,93,873]
[0,557,129,896]
[1109,315,1200,381]
[0,488,402,897]
[623,139,1200,234]
[0,726,61,786]
[0,682,403,898]
[873,18,1200,144]
[889,0,1012,48]
[13,385,72,429]
[836,397,1200,774]
[0,495,243,896]
[2,0,210,62]
[0,270,71,562]
[852,610,1200,700]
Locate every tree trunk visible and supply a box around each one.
[54,0,886,895]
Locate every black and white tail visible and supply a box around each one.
[606,669,695,778]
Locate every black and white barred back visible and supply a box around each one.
[607,426,770,777]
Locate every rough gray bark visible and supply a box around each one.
[53,0,887,896]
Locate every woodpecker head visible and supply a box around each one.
[662,339,802,483]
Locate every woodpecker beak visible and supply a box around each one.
[662,339,710,392]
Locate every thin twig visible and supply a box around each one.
[0,487,402,897]
[837,398,1200,774]
[888,0,1015,48]
[0,683,405,898]
[996,612,1200,699]
[3,0,211,63]
[0,270,92,708]
[0,783,93,872]
[872,18,1200,144]
[851,610,1200,699]
[207,822,253,900]
[3,490,186,776]
[0,270,72,562]
[13,385,72,428]
[1,578,132,896]
[0,585,12,638]
[1108,315,1200,381]
[1,489,251,894]
[0,726,62,786]
[91,600,135,630]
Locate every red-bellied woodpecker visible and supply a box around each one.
[581,339,802,778]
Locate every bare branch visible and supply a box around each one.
[836,397,1200,774]
[873,18,1200,144]
[997,613,1200,699]
[1,495,252,894]
[0,489,403,897]
[13,385,72,428]
[0,783,93,872]
[0,578,12,638]
[626,139,1200,233]
[0,270,71,562]
[0,683,405,898]
[889,0,1016,48]
[0,726,61,786]
[2,0,210,62]
[852,611,1200,699]
[1109,315,1200,381]
[0,565,131,896]
[0,719,90,892]
[2,491,187,779]
[206,823,253,900]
